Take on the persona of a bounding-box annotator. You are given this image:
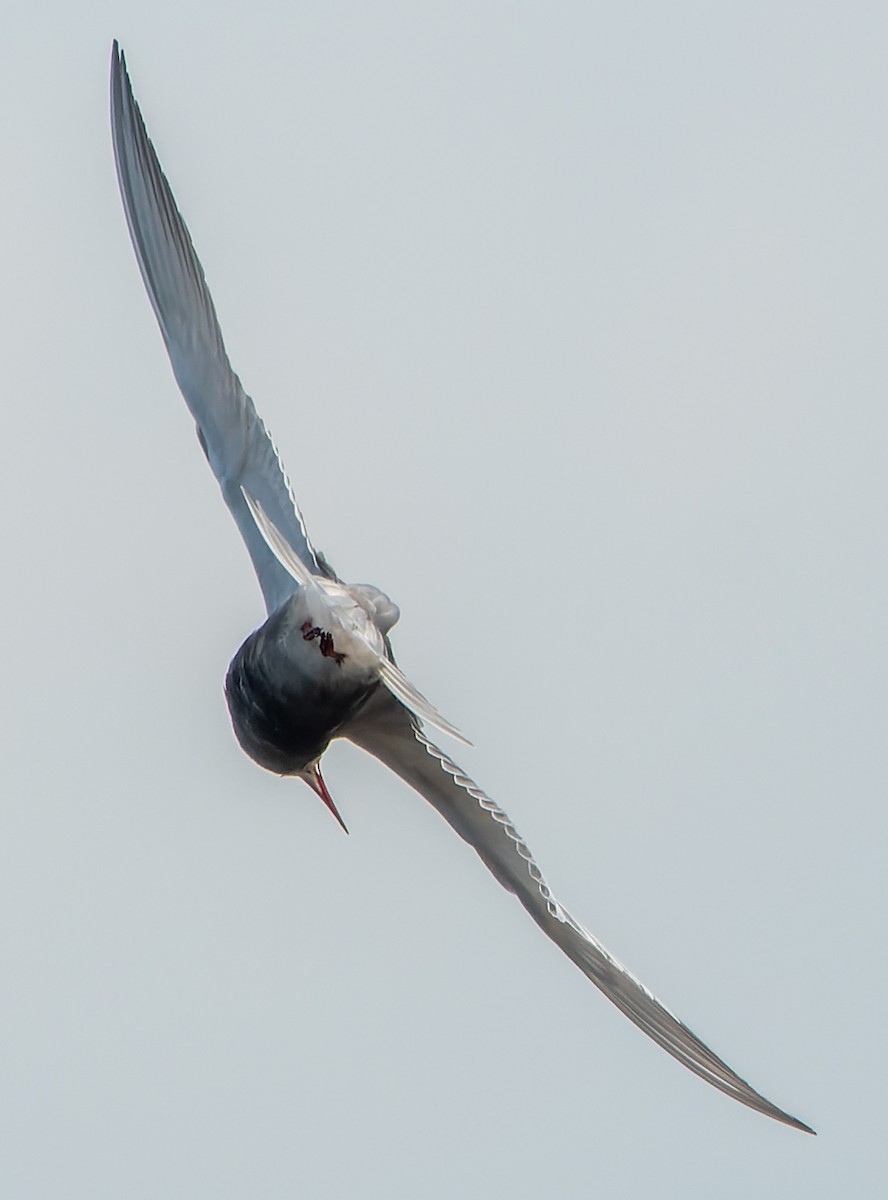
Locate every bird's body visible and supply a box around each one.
[225,582,384,775]
[109,41,813,1134]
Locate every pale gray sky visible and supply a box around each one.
[3,3,885,1196]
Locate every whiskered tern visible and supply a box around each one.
[110,42,813,1134]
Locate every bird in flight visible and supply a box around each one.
[109,42,813,1134]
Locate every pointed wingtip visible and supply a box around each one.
[241,487,320,591]
[377,659,472,747]
[764,1098,815,1135]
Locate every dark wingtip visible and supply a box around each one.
[110,42,124,96]
[774,1109,816,1135]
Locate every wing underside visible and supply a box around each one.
[347,689,814,1134]
[110,43,326,613]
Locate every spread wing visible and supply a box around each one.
[347,689,814,1134]
[110,42,328,614]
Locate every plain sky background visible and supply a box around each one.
[2,2,885,1196]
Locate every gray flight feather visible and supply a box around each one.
[110,42,328,614]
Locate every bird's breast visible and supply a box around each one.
[224,594,380,775]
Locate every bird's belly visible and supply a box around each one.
[224,603,379,775]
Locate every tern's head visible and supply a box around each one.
[297,758,349,834]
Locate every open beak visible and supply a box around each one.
[305,761,349,834]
